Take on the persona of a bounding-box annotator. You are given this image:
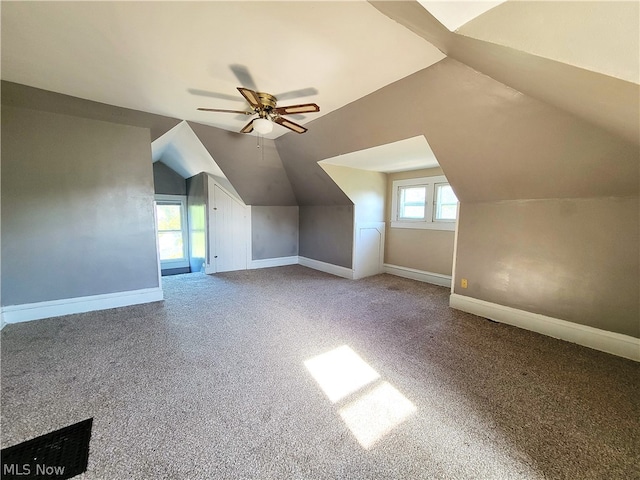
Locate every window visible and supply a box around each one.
[398,185,427,220]
[155,195,189,268]
[434,183,458,221]
[391,175,458,230]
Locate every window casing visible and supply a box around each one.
[391,175,458,231]
[155,194,189,268]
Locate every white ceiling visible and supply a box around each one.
[457,1,639,84]
[319,135,440,173]
[1,1,444,139]
[418,1,506,31]
[152,121,226,179]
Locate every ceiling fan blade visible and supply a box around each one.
[274,103,320,115]
[188,88,244,102]
[237,87,262,109]
[273,116,307,134]
[230,64,258,91]
[197,108,254,115]
[275,87,318,101]
[240,119,255,134]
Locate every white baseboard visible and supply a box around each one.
[250,256,299,270]
[450,293,640,362]
[2,287,164,325]
[384,264,452,288]
[298,256,354,280]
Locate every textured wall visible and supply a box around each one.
[279,59,638,204]
[251,206,299,260]
[188,121,297,206]
[1,105,159,305]
[455,198,639,338]
[153,161,186,195]
[276,57,638,336]
[299,206,353,268]
[1,81,181,142]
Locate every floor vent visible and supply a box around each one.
[1,418,93,479]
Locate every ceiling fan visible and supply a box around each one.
[198,87,320,135]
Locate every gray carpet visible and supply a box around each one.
[1,266,638,479]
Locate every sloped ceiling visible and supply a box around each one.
[188,122,301,206]
[457,1,639,83]
[0,1,443,140]
[2,1,637,207]
[1,81,181,142]
[277,57,638,204]
[370,0,639,145]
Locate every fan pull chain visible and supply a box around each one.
[256,133,265,162]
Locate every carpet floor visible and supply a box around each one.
[1,266,638,479]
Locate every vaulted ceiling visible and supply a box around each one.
[1,1,443,139]
[2,1,638,206]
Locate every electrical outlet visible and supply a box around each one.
[461,278,468,288]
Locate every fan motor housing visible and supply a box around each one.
[257,92,277,110]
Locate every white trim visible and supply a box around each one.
[450,202,461,294]
[383,264,452,288]
[155,194,190,269]
[2,287,164,325]
[449,293,640,362]
[250,256,299,269]
[390,175,457,231]
[246,206,254,271]
[298,256,354,279]
[390,221,455,231]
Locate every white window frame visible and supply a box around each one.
[155,194,189,269]
[391,175,457,231]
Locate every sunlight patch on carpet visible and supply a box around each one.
[304,345,380,403]
[339,381,416,449]
[304,345,416,449]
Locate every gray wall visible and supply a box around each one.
[1,105,160,305]
[299,206,353,268]
[275,57,638,337]
[153,161,186,195]
[251,206,299,260]
[188,121,297,206]
[2,81,181,142]
[455,198,639,338]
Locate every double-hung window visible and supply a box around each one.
[391,175,458,231]
[155,194,189,269]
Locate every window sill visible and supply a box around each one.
[391,221,455,231]
[160,259,190,269]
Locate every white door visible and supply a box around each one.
[210,183,247,273]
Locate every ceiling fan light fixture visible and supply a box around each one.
[253,117,273,135]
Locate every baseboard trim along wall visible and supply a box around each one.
[384,264,452,288]
[298,256,354,280]
[450,293,640,362]
[1,287,164,325]
[250,256,299,270]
